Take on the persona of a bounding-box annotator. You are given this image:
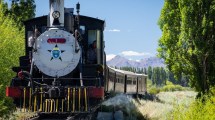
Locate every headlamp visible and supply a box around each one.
[52,11,60,19]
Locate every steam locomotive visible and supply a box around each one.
[6,0,147,118]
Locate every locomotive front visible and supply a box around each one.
[33,28,80,77]
[6,0,105,116]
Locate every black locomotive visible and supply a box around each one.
[6,0,147,118]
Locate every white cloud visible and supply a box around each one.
[106,29,121,32]
[121,51,151,56]
[106,54,116,61]
[136,60,140,62]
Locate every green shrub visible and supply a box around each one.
[147,79,153,90]
[148,87,161,95]
[161,84,184,92]
[149,84,185,95]
[166,80,174,85]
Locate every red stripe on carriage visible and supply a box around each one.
[47,38,66,44]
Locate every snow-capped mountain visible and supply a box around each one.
[107,55,165,68]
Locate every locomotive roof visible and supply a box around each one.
[24,15,105,26]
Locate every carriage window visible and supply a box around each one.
[88,30,97,45]
[127,79,132,84]
[133,80,136,85]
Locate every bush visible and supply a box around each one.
[148,84,185,95]
[166,80,173,85]
[148,87,161,95]
[161,84,184,92]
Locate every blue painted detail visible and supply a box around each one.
[52,50,60,58]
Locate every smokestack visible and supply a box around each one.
[49,0,64,27]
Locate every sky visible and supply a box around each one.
[7,0,164,61]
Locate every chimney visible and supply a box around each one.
[49,0,64,27]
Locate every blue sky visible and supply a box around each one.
[8,0,164,61]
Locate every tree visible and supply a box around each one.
[3,0,36,27]
[168,71,177,84]
[160,67,167,85]
[158,0,215,94]
[147,66,152,79]
[152,67,160,85]
[0,2,24,117]
[144,67,147,74]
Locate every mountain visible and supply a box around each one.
[107,55,165,68]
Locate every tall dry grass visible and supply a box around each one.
[135,91,197,120]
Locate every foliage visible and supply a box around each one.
[169,91,215,120]
[8,110,36,120]
[148,86,161,95]
[146,78,153,90]
[152,67,167,86]
[138,91,197,120]
[158,0,215,94]
[157,91,197,106]
[148,81,186,95]
[0,2,24,118]
[147,66,152,79]
[161,84,184,92]
[2,0,36,27]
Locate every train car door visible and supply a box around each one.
[124,75,127,93]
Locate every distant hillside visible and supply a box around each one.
[107,55,165,68]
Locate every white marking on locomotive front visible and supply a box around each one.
[33,29,80,77]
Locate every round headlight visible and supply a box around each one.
[52,11,60,19]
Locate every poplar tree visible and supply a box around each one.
[158,0,215,94]
[147,66,152,79]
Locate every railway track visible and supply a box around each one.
[26,105,100,120]
[27,112,95,120]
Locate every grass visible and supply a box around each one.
[157,91,196,105]
[2,109,36,120]
[169,88,215,120]
[135,91,197,120]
